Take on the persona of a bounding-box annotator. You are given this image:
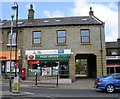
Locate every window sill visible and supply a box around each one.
[7,44,18,47]
[80,43,91,45]
[56,44,67,46]
[32,44,43,47]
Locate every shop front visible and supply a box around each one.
[106,56,120,74]
[107,64,120,74]
[0,51,19,77]
[26,49,72,78]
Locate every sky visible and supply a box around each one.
[0,0,120,42]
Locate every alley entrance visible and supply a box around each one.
[75,54,97,78]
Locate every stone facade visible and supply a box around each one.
[22,25,106,80]
[0,6,106,81]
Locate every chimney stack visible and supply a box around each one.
[28,4,34,22]
[89,7,94,16]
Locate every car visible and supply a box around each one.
[94,73,120,93]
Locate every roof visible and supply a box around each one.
[106,42,119,48]
[0,16,103,29]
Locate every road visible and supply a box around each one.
[2,85,120,99]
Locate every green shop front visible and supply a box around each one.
[26,49,72,79]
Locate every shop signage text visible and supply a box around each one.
[0,56,6,59]
[27,54,70,60]
[28,61,40,65]
[26,49,72,55]
[106,56,120,60]
[37,54,60,59]
[0,52,19,60]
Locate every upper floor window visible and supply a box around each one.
[8,32,16,45]
[106,49,118,55]
[32,31,41,45]
[57,30,66,44]
[80,29,90,43]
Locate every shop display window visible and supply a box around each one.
[41,60,69,78]
[28,64,40,76]
[41,61,58,76]
[28,60,69,78]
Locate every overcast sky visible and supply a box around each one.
[0,0,119,42]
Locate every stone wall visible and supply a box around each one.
[1,24,106,80]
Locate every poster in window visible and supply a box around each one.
[42,67,52,76]
[42,67,47,76]
[53,66,59,75]
[6,61,19,72]
[46,67,52,76]
[6,61,14,72]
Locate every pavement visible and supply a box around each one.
[58,78,95,89]
[1,78,95,96]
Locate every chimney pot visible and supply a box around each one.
[89,7,94,16]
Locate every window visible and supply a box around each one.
[33,31,41,45]
[113,74,120,79]
[41,61,69,78]
[106,49,118,55]
[8,32,16,45]
[57,30,66,44]
[80,29,90,43]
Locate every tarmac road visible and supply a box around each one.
[2,85,120,99]
[2,96,120,99]
[2,78,120,99]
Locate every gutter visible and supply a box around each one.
[1,23,102,29]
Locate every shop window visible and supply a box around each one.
[28,60,69,78]
[57,30,66,45]
[107,67,118,74]
[80,29,90,43]
[32,64,38,69]
[32,31,41,46]
[41,61,69,78]
[29,64,40,70]
[116,67,120,73]
[41,61,59,76]
[28,64,40,77]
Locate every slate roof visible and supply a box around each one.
[0,15,103,29]
[106,42,119,49]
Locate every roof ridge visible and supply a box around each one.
[91,15,104,24]
[34,16,90,20]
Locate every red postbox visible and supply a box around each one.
[22,68,26,80]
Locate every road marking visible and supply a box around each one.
[24,91,34,95]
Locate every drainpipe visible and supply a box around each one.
[99,25,104,77]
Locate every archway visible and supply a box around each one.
[75,54,97,78]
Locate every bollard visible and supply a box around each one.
[35,73,37,86]
[56,73,58,87]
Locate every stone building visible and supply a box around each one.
[0,5,106,82]
[106,38,120,74]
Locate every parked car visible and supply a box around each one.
[94,73,120,93]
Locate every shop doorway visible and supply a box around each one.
[75,54,97,78]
